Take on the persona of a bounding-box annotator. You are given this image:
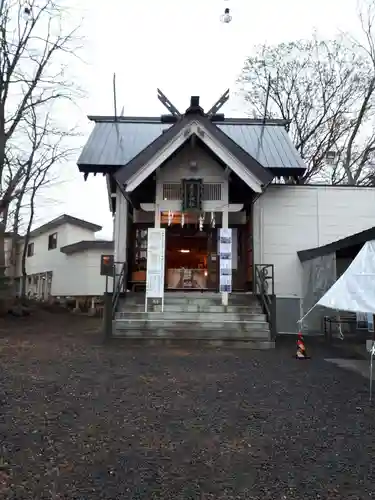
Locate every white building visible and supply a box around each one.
[77,94,375,338]
[8,214,113,300]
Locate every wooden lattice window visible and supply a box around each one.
[162,183,181,200]
[163,182,222,202]
[203,183,222,201]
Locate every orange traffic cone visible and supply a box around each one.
[296,332,310,359]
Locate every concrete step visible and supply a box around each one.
[115,311,267,322]
[125,292,252,298]
[112,292,272,349]
[161,297,256,305]
[119,301,259,308]
[117,304,263,314]
[119,298,261,308]
[110,336,275,350]
[119,292,256,305]
[113,319,270,336]
[113,329,270,341]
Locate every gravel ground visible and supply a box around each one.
[0,313,375,499]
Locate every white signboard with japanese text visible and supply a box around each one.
[219,228,232,293]
[145,228,166,311]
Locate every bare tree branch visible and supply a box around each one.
[0,0,82,282]
[237,29,375,184]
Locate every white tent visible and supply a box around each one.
[301,239,375,405]
[300,240,375,322]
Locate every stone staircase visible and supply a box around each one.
[113,292,274,349]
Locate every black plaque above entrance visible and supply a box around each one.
[182,179,203,212]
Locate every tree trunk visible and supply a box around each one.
[21,190,36,298]
[0,221,11,314]
[0,223,7,282]
[10,193,23,294]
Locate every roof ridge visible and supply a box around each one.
[87,115,289,126]
[28,214,102,238]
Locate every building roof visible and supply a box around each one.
[4,231,19,238]
[114,113,273,188]
[298,226,375,262]
[77,116,305,176]
[29,215,102,238]
[60,239,114,255]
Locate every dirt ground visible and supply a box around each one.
[0,311,374,499]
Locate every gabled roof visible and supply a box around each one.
[77,116,305,176]
[29,215,102,238]
[114,113,274,190]
[60,239,114,255]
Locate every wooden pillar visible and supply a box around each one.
[114,187,128,291]
[222,179,229,306]
[155,169,162,229]
[154,204,161,228]
[114,188,128,264]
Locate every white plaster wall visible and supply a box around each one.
[63,224,96,244]
[86,249,114,295]
[17,224,93,276]
[16,223,70,278]
[53,252,88,296]
[253,185,375,297]
[53,249,113,296]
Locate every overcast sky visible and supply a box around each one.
[39,0,360,239]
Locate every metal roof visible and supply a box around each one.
[77,117,305,172]
[297,226,375,262]
[60,239,114,255]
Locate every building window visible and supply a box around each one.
[203,183,222,201]
[48,233,57,250]
[27,242,34,257]
[163,183,182,200]
[162,183,223,201]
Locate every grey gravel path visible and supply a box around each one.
[0,324,374,499]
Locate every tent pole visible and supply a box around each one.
[370,344,375,404]
[297,303,318,326]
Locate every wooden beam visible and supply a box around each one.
[157,88,181,117]
[206,89,230,117]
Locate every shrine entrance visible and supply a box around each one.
[163,219,218,291]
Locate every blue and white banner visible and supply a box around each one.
[219,228,232,293]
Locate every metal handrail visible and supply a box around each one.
[112,262,126,318]
[254,264,275,335]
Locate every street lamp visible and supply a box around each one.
[220,7,232,23]
[23,4,31,21]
